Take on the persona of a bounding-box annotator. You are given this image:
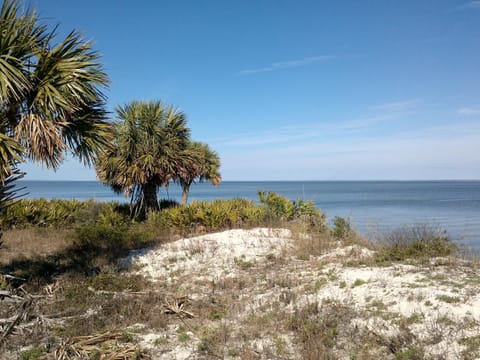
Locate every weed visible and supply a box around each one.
[394,345,425,360]
[234,257,254,270]
[177,331,191,343]
[352,278,366,287]
[436,294,461,304]
[459,335,480,359]
[21,346,46,360]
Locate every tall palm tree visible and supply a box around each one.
[0,0,111,182]
[178,141,221,205]
[96,100,191,218]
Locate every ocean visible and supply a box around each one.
[16,180,480,248]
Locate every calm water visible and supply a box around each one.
[17,180,480,247]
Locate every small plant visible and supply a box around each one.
[375,224,457,263]
[234,257,254,270]
[177,331,191,343]
[21,346,47,360]
[332,216,352,240]
[394,345,425,360]
[459,335,480,359]
[436,294,461,304]
[352,278,366,287]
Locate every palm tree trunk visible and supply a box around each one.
[181,183,191,205]
[143,182,159,213]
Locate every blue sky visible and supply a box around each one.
[21,0,480,180]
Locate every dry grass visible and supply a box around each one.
[1,223,479,359]
[0,228,71,264]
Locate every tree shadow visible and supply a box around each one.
[0,237,154,288]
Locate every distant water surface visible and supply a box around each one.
[17,180,480,248]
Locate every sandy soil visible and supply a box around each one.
[123,228,480,359]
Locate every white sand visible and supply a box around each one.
[123,228,480,359]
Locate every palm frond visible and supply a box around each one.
[14,113,65,168]
[0,132,23,178]
[0,165,26,215]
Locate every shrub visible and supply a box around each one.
[74,223,128,249]
[73,221,153,254]
[293,198,326,231]
[332,216,352,240]
[21,346,47,360]
[375,225,457,263]
[0,199,135,230]
[259,191,326,231]
[148,198,268,234]
[258,190,295,221]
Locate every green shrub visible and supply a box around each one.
[21,346,46,360]
[0,199,123,229]
[0,198,135,230]
[293,198,326,231]
[375,225,457,263]
[74,223,128,249]
[258,190,295,221]
[96,203,130,227]
[332,216,352,240]
[71,221,153,263]
[148,198,268,234]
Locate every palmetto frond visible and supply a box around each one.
[0,132,23,179]
[0,0,110,173]
[31,31,108,117]
[0,0,46,104]
[14,113,65,168]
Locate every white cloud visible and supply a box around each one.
[369,99,419,111]
[220,122,480,180]
[338,114,395,129]
[458,107,480,115]
[239,55,333,75]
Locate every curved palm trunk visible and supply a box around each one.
[181,182,192,205]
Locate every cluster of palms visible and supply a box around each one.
[96,100,220,219]
[0,0,220,218]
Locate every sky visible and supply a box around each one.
[20,0,480,181]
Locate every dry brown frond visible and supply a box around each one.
[14,114,65,168]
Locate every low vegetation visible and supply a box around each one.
[1,192,478,359]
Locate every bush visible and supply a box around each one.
[375,225,457,263]
[331,216,352,240]
[148,198,268,234]
[258,190,295,221]
[0,199,133,230]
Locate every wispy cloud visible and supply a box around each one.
[453,1,480,10]
[369,99,419,112]
[458,107,480,115]
[339,114,395,129]
[239,55,333,75]
[220,121,480,180]
[211,126,320,146]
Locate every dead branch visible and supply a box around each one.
[0,295,33,345]
[163,295,195,318]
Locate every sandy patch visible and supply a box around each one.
[124,228,480,359]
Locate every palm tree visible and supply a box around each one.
[96,100,191,218]
[0,0,111,182]
[178,141,221,205]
